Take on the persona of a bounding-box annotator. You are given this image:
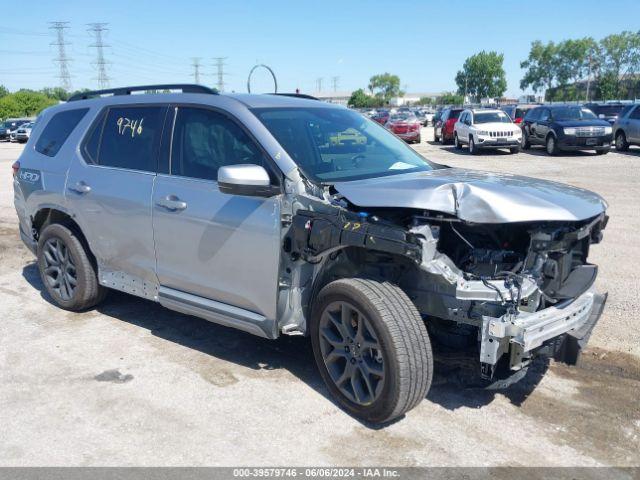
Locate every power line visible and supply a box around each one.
[212,57,228,92]
[191,57,203,84]
[316,77,323,92]
[49,22,72,91]
[87,23,110,89]
[331,76,340,92]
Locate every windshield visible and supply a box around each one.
[553,107,597,121]
[588,105,625,116]
[474,111,512,124]
[253,107,434,183]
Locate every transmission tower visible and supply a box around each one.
[191,57,203,84]
[212,57,228,92]
[331,76,340,92]
[316,77,323,92]
[49,22,72,91]
[87,23,110,88]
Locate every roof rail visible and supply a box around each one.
[270,93,320,101]
[68,84,218,102]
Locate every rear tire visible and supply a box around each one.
[454,133,462,149]
[37,223,107,311]
[595,149,608,155]
[311,278,433,424]
[615,131,629,151]
[521,131,531,150]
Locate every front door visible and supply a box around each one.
[152,106,282,322]
[65,104,167,297]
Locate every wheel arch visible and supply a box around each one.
[32,207,98,269]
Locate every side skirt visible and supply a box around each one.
[158,286,277,339]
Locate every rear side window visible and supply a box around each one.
[88,106,166,172]
[629,106,640,120]
[35,108,89,157]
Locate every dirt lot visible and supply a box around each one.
[0,132,639,467]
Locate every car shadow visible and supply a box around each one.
[22,262,548,427]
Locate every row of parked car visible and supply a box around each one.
[0,117,35,143]
[433,102,640,155]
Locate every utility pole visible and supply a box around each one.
[331,76,339,92]
[49,21,72,91]
[212,57,228,92]
[87,23,110,89]
[585,54,592,102]
[191,57,203,84]
[316,77,323,92]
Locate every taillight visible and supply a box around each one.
[515,118,523,124]
[12,161,20,177]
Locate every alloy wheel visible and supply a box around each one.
[318,300,385,406]
[42,237,77,301]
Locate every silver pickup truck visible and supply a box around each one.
[13,84,607,423]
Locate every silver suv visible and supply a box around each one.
[13,85,608,423]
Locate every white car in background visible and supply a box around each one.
[454,108,522,154]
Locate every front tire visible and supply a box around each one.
[454,133,462,149]
[510,146,521,154]
[37,223,106,311]
[469,136,478,155]
[615,131,629,151]
[311,278,433,424]
[546,135,559,156]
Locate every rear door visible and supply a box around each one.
[535,108,551,143]
[152,105,282,322]
[65,104,167,297]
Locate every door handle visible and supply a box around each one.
[156,195,187,212]
[68,181,91,194]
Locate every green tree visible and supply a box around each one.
[599,31,640,98]
[455,51,507,101]
[348,88,373,108]
[418,96,433,106]
[0,90,57,120]
[368,73,402,102]
[555,38,599,100]
[0,85,8,98]
[40,87,70,101]
[437,92,464,106]
[520,41,559,99]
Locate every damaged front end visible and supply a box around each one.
[281,197,608,381]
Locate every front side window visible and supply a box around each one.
[171,107,270,181]
[253,107,434,183]
[35,108,89,157]
[473,111,512,124]
[95,106,166,172]
[539,109,551,121]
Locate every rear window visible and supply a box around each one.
[84,106,166,172]
[450,109,462,120]
[524,108,541,121]
[35,109,89,157]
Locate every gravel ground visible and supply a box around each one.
[0,132,638,467]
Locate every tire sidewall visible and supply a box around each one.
[37,223,91,310]
[310,283,402,422]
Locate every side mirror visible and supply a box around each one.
[217,164,279,197]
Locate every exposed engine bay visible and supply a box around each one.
[278,189,608,380]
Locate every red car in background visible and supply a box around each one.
[435,107,463,144]
[385,113,422,144]
[371,110,390,125]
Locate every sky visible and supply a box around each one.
[2,0,640,97]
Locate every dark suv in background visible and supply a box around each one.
[501,104,538,125]
[584,102,628,125]
[521,105,612,155]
